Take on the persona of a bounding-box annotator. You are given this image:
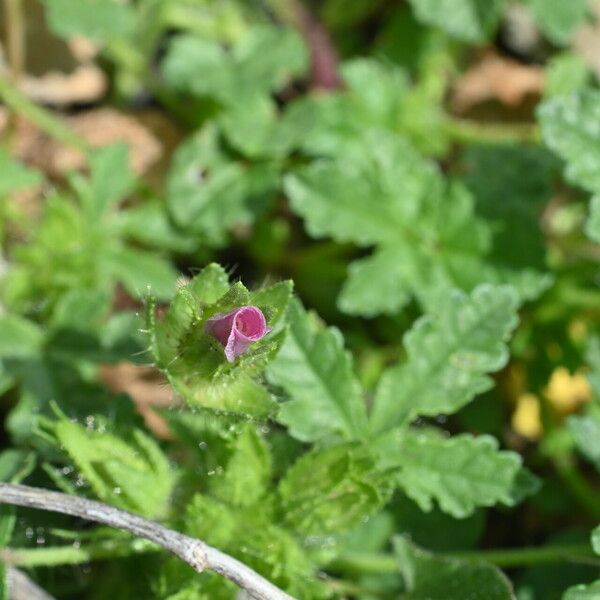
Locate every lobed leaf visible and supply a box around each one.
[268,299,368,442]
[408,0,505,43]
[370,285,519,433]
[376,431,523,518]
[41,416,174,518]
[538,89,600,194]
[393,536,514,599]
[278,444,388,536]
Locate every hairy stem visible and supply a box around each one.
[0,77,89,153]
[331,543,598,575]
[0,484,294,600]
[0,538,159,567]
[443,116,541,145]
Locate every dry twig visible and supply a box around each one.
[0,483,294,600]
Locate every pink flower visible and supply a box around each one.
[204,306,271,362]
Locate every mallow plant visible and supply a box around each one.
[0,262,540,599]
[2,0,600,599]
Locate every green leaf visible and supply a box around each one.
[564,581,600,600]
[163,26,307,104]
[41,416,174,518]
[166,127,278,247]
[219,96,303,159]
[86,144,135,218]
[40,0,135,41]
[538,89,600,194]
[545,53,591,98]
[0,316,44,359]
[376,431,523,518]
[0,149,42,196]
[113,200,198,254]
[106,246,178,300]
[370,285,519,434]
[286,57,446,157]
[0,450,35,484]
[286,132,497,316]
[185,495,238,548]
[527,0,588,45]
[592,526,600,555]
[393,536,514,599]
[408,0,505,43]
[184,496,326,598]
[208,425,272,507]
[461,145,555,272]
[278,444,388,536]
[267,299,368,442]
[567,414,600,470]
[337,248,411,317]
[586,196,600,243]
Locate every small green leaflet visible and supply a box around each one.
[538,90,600,194]
[370,285,519,434]
[207,425,272,507]
[408,0,505,43]
[563,526,600,599]
[267,299,368,442]
[72,143,135,220]
[163,26,307,104]
[286,132,495,317]
[184,495,327,598]
[567,414,600,471]
[586,196,600,243]
[166,126,279,248]
[40,0,135,41]
[527,0,589,46]
[278,444,388,536]
[393,536,514,599]
[375,431,523,518]
[0,149,42,197]
[40,415,174,519]
[0,316,44,359]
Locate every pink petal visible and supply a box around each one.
[205,306,270,362]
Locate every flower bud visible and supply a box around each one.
[205,306,270,362]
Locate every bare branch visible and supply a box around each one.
[7,567,56,600]
[0,483,295,600]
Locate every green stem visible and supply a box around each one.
[331,543,598,575]
[0,76,89,153]
[443,116,541,145]
[553,456,600,522]
[324,577,392,599]
[0,539,159,567]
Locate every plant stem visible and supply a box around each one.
[324,577,391,599]
[0,539,159,567]
[553,455,600,522]
[0,76,89,153]
[7,567,56,600]
[331,543,598,575]
[3,0,25,81]
[443,116,541,145]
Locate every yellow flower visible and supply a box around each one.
[512,393,543,441]
[545,367,591,415]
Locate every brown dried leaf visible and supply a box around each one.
[101,362,179,439]
[2,107,163,176]
[20,65,107,107]
[451,51,544,113]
